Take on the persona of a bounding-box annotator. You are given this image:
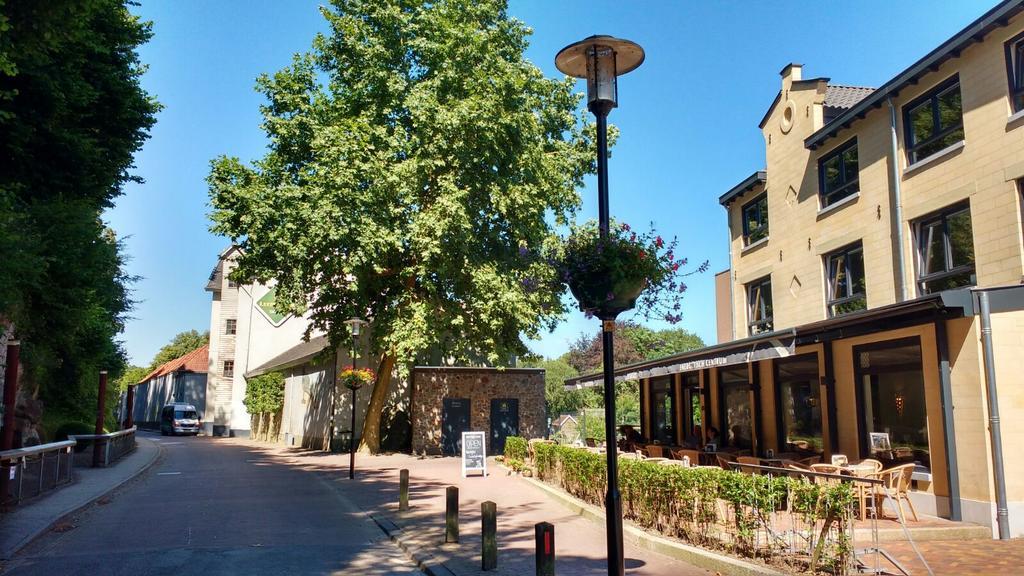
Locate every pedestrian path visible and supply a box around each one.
[0,435,160,560]
[261,448,714,576]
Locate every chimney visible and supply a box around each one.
[780,63,803,83]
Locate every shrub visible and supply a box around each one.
[54,421,94,441]
[503,436,528,462]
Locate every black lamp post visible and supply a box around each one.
[556,35,644,576]
[344,316,368,480]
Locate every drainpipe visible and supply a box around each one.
[887,97,908,302]
[727,217,737,341]
[978,290,1010,539]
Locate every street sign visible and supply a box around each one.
[461,431,486,478]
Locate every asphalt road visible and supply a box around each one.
[3,432,423,576]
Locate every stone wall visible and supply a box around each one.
[411,367,545,455]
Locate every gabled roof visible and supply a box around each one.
[205,245,242,292]
[823,85,874,122]
[806,0,1024,150]
[138,345,209,384]
[718,170,767,207]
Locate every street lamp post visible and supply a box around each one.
[343,317,368,480]
[556,35,644,576]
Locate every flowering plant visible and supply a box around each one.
[556,220,708,323]
[339,366,375,389]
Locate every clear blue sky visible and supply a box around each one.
[110,0,993,366]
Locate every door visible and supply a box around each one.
[441,398,471,456]
[490,398,519,455]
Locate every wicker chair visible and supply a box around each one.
[671,448,702,466]
[646,444,666,458]
[716,453,737,470]
[877,463,919,522]
[857,458,884,473]
[585,437,597,448]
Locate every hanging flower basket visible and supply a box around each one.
[556,220,709,323]
[339,366,375,390]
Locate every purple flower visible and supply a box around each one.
[606,291,615,301]
[519,246,529,257]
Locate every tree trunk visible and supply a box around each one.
[357,352,395,454]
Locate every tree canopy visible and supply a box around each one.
[208,0,599,451]
[149,330,209,369]
[566,321,705,374]
[0,0,159,431]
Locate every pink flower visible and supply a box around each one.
[655,236,664,248]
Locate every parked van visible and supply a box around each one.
[160,403,201,436]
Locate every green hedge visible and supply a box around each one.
[503,436,528,462]
[532,444,854,569]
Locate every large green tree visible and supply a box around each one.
[0,0,159,435]
[209,0,597,452]
[566,321,706,374]
[148,330,209,369]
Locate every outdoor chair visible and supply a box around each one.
[798,455,822,466]
[646,444,666,458]
[671,448,702,466]
[716,453,737,470]
[585,437,597,448]
[877,463,919,522]
[736,456,763,473]
[856,458,884,474]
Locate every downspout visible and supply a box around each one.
[977,290,1010,539]
[887,97,908,302]
[934,319,962,521]
[727,216,737,341]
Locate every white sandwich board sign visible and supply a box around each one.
[461,431,487,478]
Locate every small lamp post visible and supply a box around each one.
[343,316,368,480]
[556,35,644,576]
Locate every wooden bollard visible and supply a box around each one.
[482,501,497,570]
[445,486,459,543]
[535,522,554,576]
[399,469,409,511]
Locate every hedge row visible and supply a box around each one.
[503,436,528,462]
[532,443,854,568]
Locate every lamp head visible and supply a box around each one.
[343,316,367,336]
[555,35,644,115]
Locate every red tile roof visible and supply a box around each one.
[137,344,209,384]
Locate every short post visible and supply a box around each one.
[535,522,555,576]
[481,501,497,570]
[445,485,459,543]
[1,340,21,505]
[399,469,409,511]
[124,385,135,429]
[93,370,108,467]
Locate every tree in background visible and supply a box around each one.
[116,330,210,392]
[209,0,598,453]
[519,355,598,419]
[0,0,160,440]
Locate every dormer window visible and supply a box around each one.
[741,193,769,246]
[818,138,859,208]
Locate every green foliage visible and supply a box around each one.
[149,330,209,370]
[0,0,159,426]
[503,436,528,462]
[243,372,285,415]
[531,444,855,570]
[519,355,598,418]
[567,321,705,374]
[116,365,150,393]
[207,0,599,367]
[53,421,94,441]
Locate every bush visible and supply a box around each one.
[531,443,854,570]
[54,421,94,441]
[503,436,528,462]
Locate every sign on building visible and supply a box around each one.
[461,431,486,478]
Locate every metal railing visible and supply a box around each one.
[1,440,77,507]
[70,426,137,468]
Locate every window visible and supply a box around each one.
[775,354,823,454]
[227,279,239,288]
[746,277,773,335]
[855,338,929,471]
[1007,31,1024,113]
[741,193,769,245]
[718,367,753,450]
[825,242,866,316]
[916,204,975,294]
[904,77,964,164]
[223,360,234,378]
[225,319,237,335]
[648,377,676,445]
[819,138,859,208]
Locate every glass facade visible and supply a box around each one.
[856,339,930,471]
[719,366,752,450]
[649,376,675,444]
[775,354,823,454]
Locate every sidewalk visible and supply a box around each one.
[0,436,161,560]
[259,447,715,576]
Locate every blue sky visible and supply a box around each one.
[111,0,992,366]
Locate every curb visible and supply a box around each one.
[368,512,458,576]
[522,475,786,576]
[0,436,163,560]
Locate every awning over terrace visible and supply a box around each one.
[565,329,797,389]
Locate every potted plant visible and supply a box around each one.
[338,366,375,390]
[556,220,708,322]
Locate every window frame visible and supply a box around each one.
[741,193,769,246]
[824,242,867,317]
[903,75,964,165]
[818,138,860,208]
[773,353,824,455]
[225,318,237,335]
[1006,30,1024,113]
[914,202,976,295]
[746,276,773,335]
[223,360,234,378]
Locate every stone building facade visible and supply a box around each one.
[411,367,545,456]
